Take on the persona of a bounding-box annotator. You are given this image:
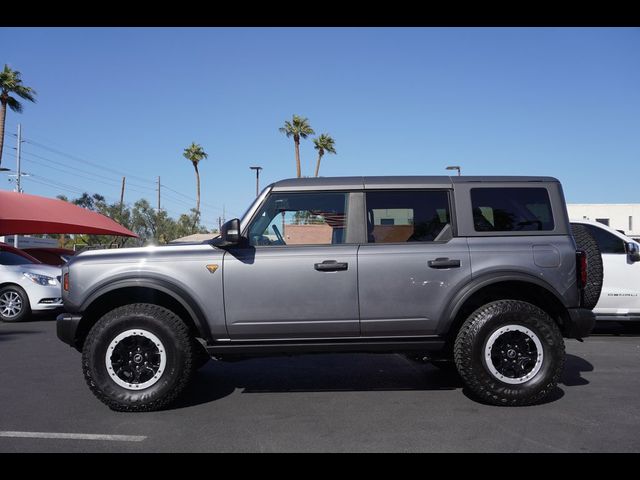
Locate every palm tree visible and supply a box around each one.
[279,115,314,178]
[0,65,36,168]
[182,142,208,215]
[313,134,337,177]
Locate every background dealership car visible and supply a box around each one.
[0,243,63,322]
[571,219,640,322]
[23,247,76,266]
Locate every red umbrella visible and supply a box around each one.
[0,190,138,237]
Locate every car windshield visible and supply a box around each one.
[0,249,37,265]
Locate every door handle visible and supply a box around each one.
[314,260,349,272]
[428,257,461,269]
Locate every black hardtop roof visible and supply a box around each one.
[270,176,560,191]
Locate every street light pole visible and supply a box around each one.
[446,165,461,176]
[250,166,263,197]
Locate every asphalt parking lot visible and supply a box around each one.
[1,316,639,452]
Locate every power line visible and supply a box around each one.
[18,136,157,186]
[6,135,230,217]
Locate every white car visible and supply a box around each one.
[0,243,64,322]
[571,219,640,322]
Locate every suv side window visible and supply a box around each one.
[470,188,554,232]
[365,190,451,243]
[247,192,348,246]
[583,224,626,254]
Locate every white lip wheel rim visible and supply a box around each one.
[484,325,544,385]
[105,329,167,390]
[0,291,23,318]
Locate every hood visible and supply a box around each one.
[69,242,222,265]
[2,263,62,278]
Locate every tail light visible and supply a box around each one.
[63,272,69,292]
[576,250,587,289]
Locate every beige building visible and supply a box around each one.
[567,204,640,239]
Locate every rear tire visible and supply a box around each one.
[454,300,565,406]
[82,303,195,412]
[0,285,31,323]
[571,223,604,310]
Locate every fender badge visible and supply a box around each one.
[206,264,219,273]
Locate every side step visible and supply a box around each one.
[205,337,445,356]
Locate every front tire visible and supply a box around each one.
[454,300,565,406]
[82,303,195,412]
[0,285,31,323]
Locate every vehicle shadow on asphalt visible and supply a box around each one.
[0,329,41,342]
[171,351,592,410]
[172,353,465,409]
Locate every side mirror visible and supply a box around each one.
[220,218,241,247]
[626,242,640,262]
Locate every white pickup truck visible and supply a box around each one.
[571,219,640,322]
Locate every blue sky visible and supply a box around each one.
[1,27,638,229]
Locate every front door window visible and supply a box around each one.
[247,192,349,246]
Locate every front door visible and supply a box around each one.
[358,189,471,336]
[223,191,359,339]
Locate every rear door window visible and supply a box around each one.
[470,188,554,232]
[365,190,451,243]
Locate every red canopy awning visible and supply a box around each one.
[0,190,138,237]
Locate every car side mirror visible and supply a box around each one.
[626,242,640,262]
[220,218,241,247]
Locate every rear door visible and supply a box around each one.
[357,190,471,336]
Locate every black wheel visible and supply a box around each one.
[0,285,31,323]
[82,303,195,412]
[571,223,604,310]
[454,300,565,406]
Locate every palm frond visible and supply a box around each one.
[6,96,23,113]
[13,85,36,103]
[280,115,315,139]
[313,133,337,155]
[182,142,208,165]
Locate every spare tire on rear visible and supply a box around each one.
[570,223,604,310]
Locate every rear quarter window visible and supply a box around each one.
[471,188,554,232]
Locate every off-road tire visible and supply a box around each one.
[82,303,195,412]
[0,285,31,323]
[571,223,604,310]
[454,300,565,406]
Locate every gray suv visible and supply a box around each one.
[57,176,598,411]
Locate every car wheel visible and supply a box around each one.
[454,300,565,406]
[0,285,31,323]
[82,303,195,412]
[571,223,604,310]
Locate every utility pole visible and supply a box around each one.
[14,124,23,248]
[222,204,226,225]
[119,176,126,214]
[15,124,23,194]
[157,176,161,211]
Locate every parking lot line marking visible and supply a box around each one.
[0,431,146,442]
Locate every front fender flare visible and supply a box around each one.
[80,275,212,341]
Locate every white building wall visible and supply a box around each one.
[567,204,640,238]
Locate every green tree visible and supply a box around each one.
[0,65,36,167]
[279,115,314,178]
[313,134,337,177]
[182,142,208,215]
